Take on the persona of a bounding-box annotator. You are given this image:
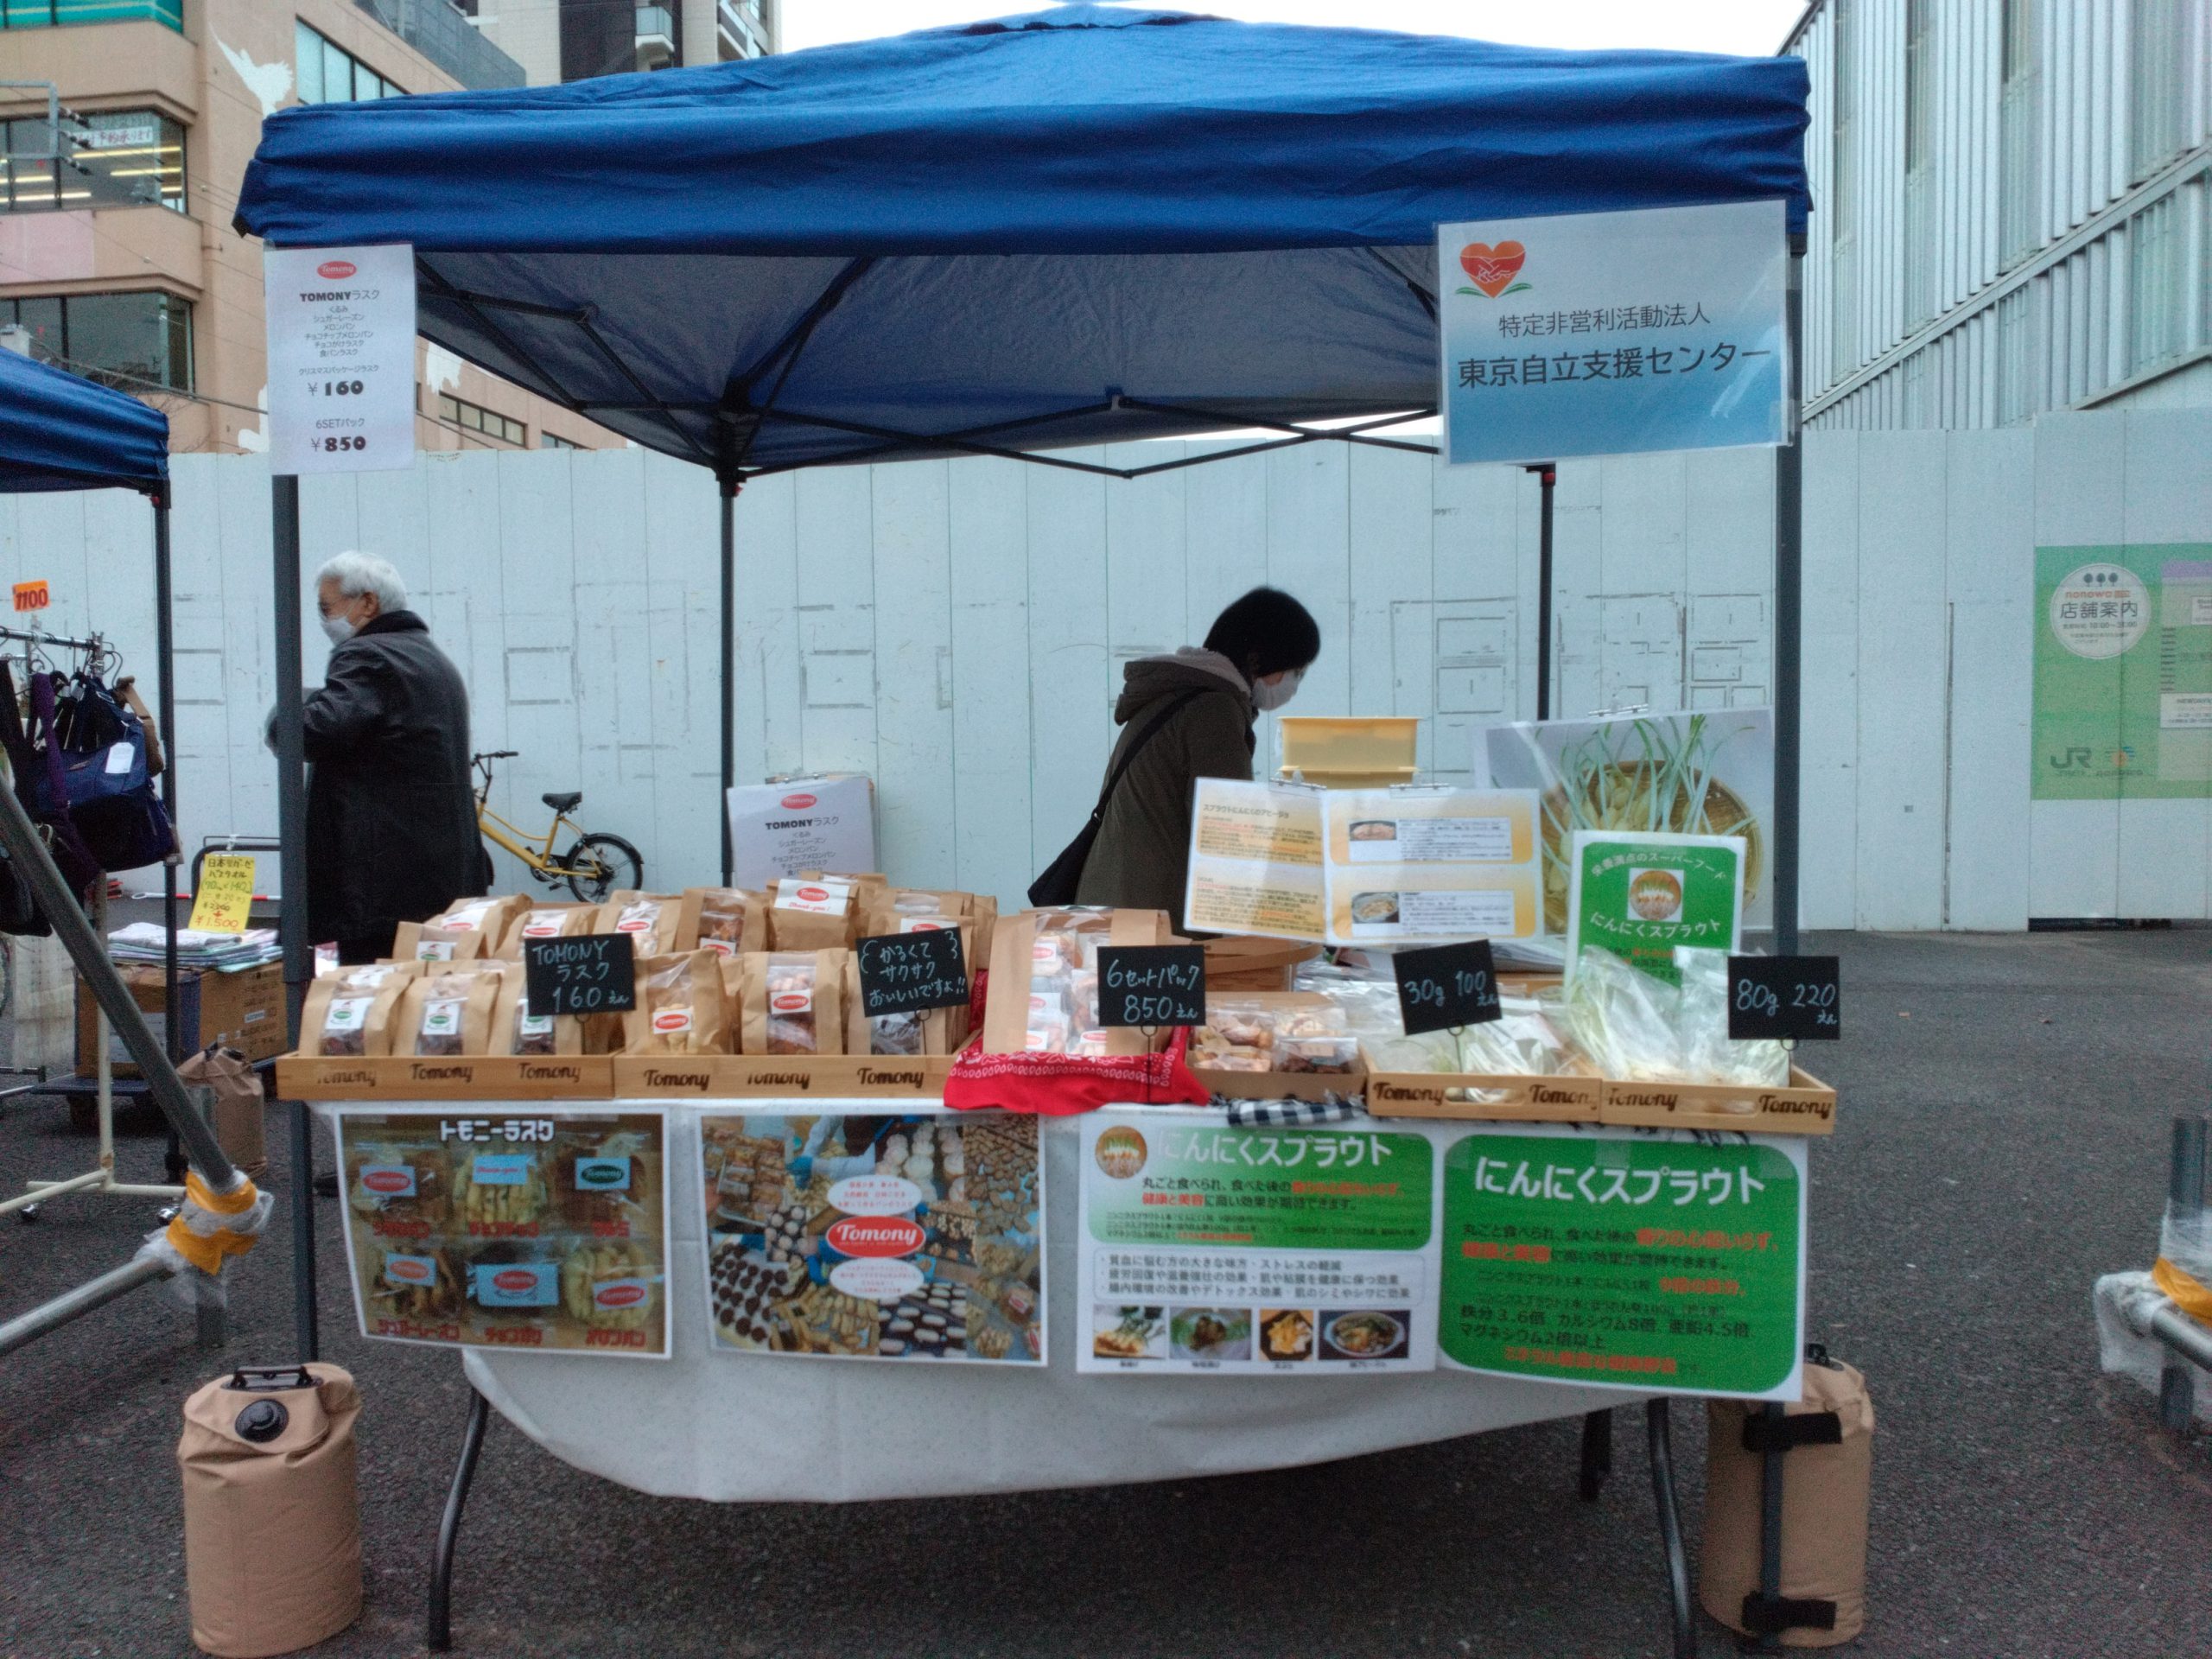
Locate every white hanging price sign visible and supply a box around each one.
[264,243,416,475]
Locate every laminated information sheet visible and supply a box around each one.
[701,1109,1045,1364]
[1184,780,1541,945]
[336,1108,670,1358]
[1564,830,1745,984]
[1077,1112,1440,1374]
[1436,1124,1806,1401]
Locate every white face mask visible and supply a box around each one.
[1252,667,1304,712]
[321,611,358,646]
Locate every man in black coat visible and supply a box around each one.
[303,552,483,963]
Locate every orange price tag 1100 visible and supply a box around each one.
[12,581,48,613]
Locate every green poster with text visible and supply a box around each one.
[1564,831,1744,986]
[1439,1128,1803,1398]
[2032,545,2212,801]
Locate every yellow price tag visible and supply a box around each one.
[188,854,257,935]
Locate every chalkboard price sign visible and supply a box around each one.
[524,934,637,1018]
[1096,944,1207,1029]
[1726,954,1841,1042]
[855,930,969,1017]
[1393,940,1503,1036]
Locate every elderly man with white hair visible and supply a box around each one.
[302,551,481,963]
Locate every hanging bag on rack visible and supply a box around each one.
[23,668,175,877]
[0,663,86,918]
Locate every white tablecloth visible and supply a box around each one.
[462,1103,1639,1503]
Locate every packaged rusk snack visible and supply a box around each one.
[394,969,503,1058]
[391,922,486,963]
[739,950,849,1055]
[423,895,531,955]
[981,907,1173,1058]
[620,950,728,1055]
[594,891,703,959]
[683,887,768,957]
[490,971,584,1058]
[299,963,419,1058]
[769,877,859,950]
[497,902,597,959]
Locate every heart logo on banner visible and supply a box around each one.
[1458,241,1530,297]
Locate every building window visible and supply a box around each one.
[2127,196,2185,376]
[2129,0,2194,181]
[1829,0,1859,372]
[1998,0,2040,269]
[0,1,182,31]
[2,110,186,214]
[296,22,404,104]
[540,431,581,449]
[437,392,525,446]
[1995,287,2036,425]
[1904,0,1939,327]
[0,289,190,391]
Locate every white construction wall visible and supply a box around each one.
[0,408,2205,932]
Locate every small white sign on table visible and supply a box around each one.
[264,243,416,475]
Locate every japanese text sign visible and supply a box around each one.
[524,934,636,1017]
[264,243,417,475]
[1566,830,1745,987]
[1438,200,1789,466]
[1394,940,1503,1036]
[1727,955,1840,1041]
[188,852,257,935]
[855,930,969,1016]
[1096,945,1206,1028]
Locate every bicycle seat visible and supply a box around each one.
[541,791,583,813]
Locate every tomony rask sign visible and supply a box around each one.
[1437,200,1789,466]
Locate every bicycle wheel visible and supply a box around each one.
[562,833,643,904]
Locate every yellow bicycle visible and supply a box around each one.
[474,750,642,904]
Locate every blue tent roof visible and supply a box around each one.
[236,4,1808,473]
[0,346,169,495]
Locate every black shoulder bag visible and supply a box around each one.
[1027,690,1204,907]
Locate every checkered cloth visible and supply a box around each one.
[1221,1096,1364,1128]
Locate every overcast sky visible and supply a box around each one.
[784,1,1810,58]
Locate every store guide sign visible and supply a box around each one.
[1437,199,1789,466]
[264,243,416,476]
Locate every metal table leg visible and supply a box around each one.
[427,1385,491,1654]
[1578,1407,1614,1502]
[1645,1398,1696,1659]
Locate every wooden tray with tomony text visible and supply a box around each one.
[275,1054,614,1100]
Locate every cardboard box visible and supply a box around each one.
[275,1055,614,1100]
[726,773,876,893]
[77,963,286,1077]
[1599,1066,1837,1135]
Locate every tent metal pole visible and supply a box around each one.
[719,477,737,887]
[155,495,179,1062]
[271,472,318,1363]
[1525,463,1556,721]
[1773,237,1805,959]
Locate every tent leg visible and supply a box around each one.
[155,498,181,1066]
[427,1385,491,1653]
[1577,1405,1612,1501]
[719,479,737,887]
[271,472,317,1363]
[1526,462,1556,721]
[1773,238,1805,958]
[1645,1399,1695,1659]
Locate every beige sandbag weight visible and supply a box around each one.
[1700,1356,1874,1648]
[178,1364,362,1658]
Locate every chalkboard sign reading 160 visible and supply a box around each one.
[524,934,637,1018]
[1096,945,1207,1029]
[1726,955,1840,1042]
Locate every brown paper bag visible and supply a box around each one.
[620,950,728,1055]
[298,964,417,1058]
[489,969,583,1057]
[395,970,503,1058]
[178,1046,266,1179]
[845,918,974,1056]
[424,894,531,956]
[769,877,859,950]
[391,921,487,963]
[683,887,769,957]
[595,891,702,958]
[180,1365,361,1658]
[497,902,597,959]
[982,907,1167,1057]
[740,949,848,1055]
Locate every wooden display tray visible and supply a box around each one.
[611,1053,956,1100]
[276,1055,613,1100]
[1191,1062,1366,1103]
[1599,1066,1837,1135]
[1363,1069,1601,1122]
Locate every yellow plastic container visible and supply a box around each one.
[1275,766,1421,789]
[1277,716,1421,773]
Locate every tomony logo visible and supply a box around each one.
[387,1257,432,1282]
[652,1010,692,1033]
[317,260,356,280]
[771,993,810,1014]
[362,1169,412,1194]
[492,1269,537,1293]
[826,1217,925,1258]
[798,885,829,902]
[781,793,817,810]
[594,1282,647,1308]
[1457,240,1530,298]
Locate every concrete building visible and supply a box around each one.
[0,0,626,454]
[472,0,778,87]
[1787,0,2210,428]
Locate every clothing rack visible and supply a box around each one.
[0,624,104,654]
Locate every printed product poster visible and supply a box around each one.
[1478,710,1772,931]
[1185,780,1541,946]
[336,1109,670,1357]
[1077,1111,1440,1375]
[2031,545,2212,800]
[1437,1125,1806,1400]
[263,242,417,475]
[1565,830,1745,985]
[1437,199,1789,466]
[701,1109,1044,1363]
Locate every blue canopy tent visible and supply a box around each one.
[237,19,1812,1639]
[0,352,245,1351]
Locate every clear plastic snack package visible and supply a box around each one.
[737,949,849,1055]
[1359,996,1576,1077]
[620,950,728,1055]
[1560,945,1789,1086]
[489,970,583,1058]
[1675,947,1791,1086]
[497,902,596,959]
[684,887,768,957]
[1189,995,1360,1075]
[595,891,702,959]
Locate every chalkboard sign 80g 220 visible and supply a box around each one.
[524,934,637,1017]
[1726,954,1840,1042]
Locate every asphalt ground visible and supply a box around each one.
[2,928,2208,1659]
